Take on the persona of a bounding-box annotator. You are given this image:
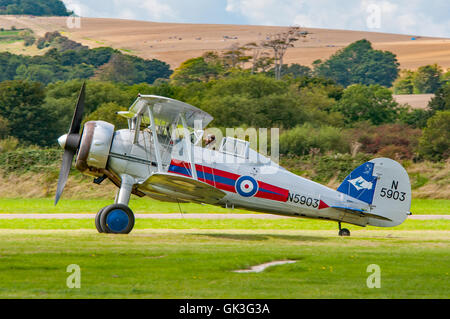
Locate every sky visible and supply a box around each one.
[63,0,450,38]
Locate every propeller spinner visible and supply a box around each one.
[54,82,86,205]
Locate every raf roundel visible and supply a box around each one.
[236,176,258,197]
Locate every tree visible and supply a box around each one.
[83,102,128,129]
[14,64,55,85]
[315,39,399,87]
[428,83,450,113]
[0,52,26,82]
[334,84,399,125]
[170,57,221,85]
[0,45,172,85]
[418,111,450,161]
[262,26,308,80]
[0,115,10,139]
[245,42,272,74]
[398,108,431,129]
[221,43,251,69]
[413,64,443,94]
[253,55,274,73]
[94,54,137,85]
[442,70,450,86]
[45,80,133,115]
[296,76,344,101]
[192,73,342,129]
[0,0,71,16]
[0,80,58,146]
[272,63,311,79]
[393,70,415,94]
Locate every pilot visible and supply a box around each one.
[205,134,216,150]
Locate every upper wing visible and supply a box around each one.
[119,95,214,129]
[141,172,226,204]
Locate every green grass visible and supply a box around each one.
[0,198,448,214]
[0,30,21,36]
[0,218,448,231]
[0,30,24,43]
[0,225,448,298]
[411,199,450,215]
[0,213,447,298]
[0,198,249,214]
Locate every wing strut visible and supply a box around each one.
[180,113,197,180]
[147,105,163,172]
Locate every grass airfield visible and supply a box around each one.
[0,199,448,299]
[0,198,448,215]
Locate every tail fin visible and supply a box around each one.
[337,158,411,227]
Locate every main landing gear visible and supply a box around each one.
[95,175,135,234]
[338,222,350,237]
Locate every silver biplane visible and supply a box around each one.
[55,84,412,236]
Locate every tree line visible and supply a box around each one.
[0,35,448,163]
[0,44,172,85]
[0,0,70,16]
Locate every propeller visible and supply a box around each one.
[54,82,86,205]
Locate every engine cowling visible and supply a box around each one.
[75,121,115,177]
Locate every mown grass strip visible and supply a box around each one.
[0,218,447,231]
[0,198,448,215]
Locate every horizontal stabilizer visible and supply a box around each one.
[331,206,392,222]
[143,172,226,204]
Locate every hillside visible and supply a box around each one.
[0,15,449,69]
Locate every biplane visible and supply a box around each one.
[55,84,412,236]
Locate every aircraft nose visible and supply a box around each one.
[58,134,68,149]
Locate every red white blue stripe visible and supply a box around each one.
[168,159,289,202]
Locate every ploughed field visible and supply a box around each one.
[0,16,449,69]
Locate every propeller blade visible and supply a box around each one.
[54,149,75,205]
[69,82,86,135]
[55,83,86,205]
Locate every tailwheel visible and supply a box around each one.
[338,222,350,237]
[99,204,135,234]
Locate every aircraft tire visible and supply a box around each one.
[100,204,135,234]
[95,207,106,233]
[339,228,351,237]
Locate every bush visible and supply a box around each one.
[377,145,412,160]
[0,137,19,153]
[313,153,372,182]
[280,153,372,183]
[0,148,61,174]
[23,34,35,46]
[351,123,421,160]
[418,111,450,161]
[280,124,350,156]
[398,108,431,129]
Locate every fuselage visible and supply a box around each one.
[107,129,374,227]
